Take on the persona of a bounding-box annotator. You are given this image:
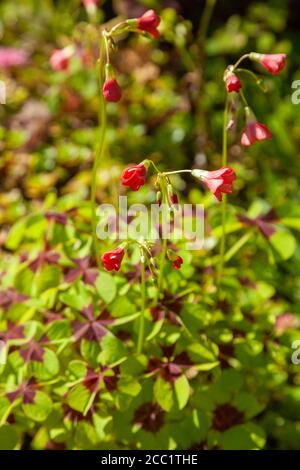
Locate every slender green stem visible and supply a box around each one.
[163,170,192,176]
[149,160,161,174]
[232,54,250,70]
[217,94,229,286]
[91,35,107,268]
[154,180,168,305]
[137,258,146,354]
[236,68,268,93]
[224,231,252,263]
[240,91,250,111]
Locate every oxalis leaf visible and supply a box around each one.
[95,272,117,304]
[97,334,127,367]
[22,391,52,423]
[153,377,174,412]
[174,375,190,410]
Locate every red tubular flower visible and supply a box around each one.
[101,247,125,272]
[172,256,183,270]
[102,78,122,102]
[121,163,147,191]
[50,48,72,71]
[197,167,236,202]
[83,0,99,7]
[241,121,272,146]
[225,72,242,93]
[260,54,286,75]
[137,10,160,38]
[83,0,99,16]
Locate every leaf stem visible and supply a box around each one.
[232,54,250,70]
[91,34,107,268]
[137,257,146,354]
[217,93,229,286]
[154,180,168,305]
[163,170,192,176]
[224,231,252,263]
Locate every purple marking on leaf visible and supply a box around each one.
[83,368,101,393]
[20,340,44,363]
[0,321,24,341]
[148,347,193,383]
[45,211,68,226]
[29,246,60,272]
[83,269,98,285]
[64,257,98,285]
[72,305,113,342]
[0,288,28,311]
[212,404,244,432]
[238,211,277,239]
[133,402,165,433]
[75,257,90,270]
[103,366,120,392]
[150,307,165,322]
[7,378,37,404]
[64,267,82,283]
[81,304,94,321]
[83,366,120,394]
[256,220,276,238]
[43,310,64,323]
[63,404,94,423]
[6,390,20,403]
[150,294,183,326]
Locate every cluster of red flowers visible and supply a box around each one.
[50,8,160,92]
[224,53,286,147]
[48,9,287,279]
[100,162,237,272]
[102,10,160,103]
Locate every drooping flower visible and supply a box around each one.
[121,163,147,191]
[192,167,236,202]
[102,78,122,102]
[241,121,272,146]
[250,52,286,75]
[50,47,73,72]
[82,0,99,6]
[82,0,99,15]
[137,10,160,38]
[101,247,125,272]
[0,47,28,68]
[225,72,242,93]
[172,255,183,270]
